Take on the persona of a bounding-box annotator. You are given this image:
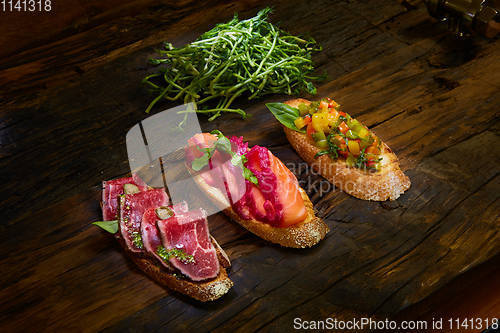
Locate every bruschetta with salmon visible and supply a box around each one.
[94,175,233,302]
[184,131,329,248]
[266,98,410,201]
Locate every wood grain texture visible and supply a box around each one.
[0,0,498,332]
[396,253,500,332]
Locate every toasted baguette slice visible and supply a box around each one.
[284,98,411,201]
[119,236,233,302]
[191,174,329,248]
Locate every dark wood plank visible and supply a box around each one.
[396,253,500,332]
[0,0,498,331]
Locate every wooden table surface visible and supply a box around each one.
[0,0,498,332]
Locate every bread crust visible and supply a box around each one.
[128,253,233,302]
[191,174,329,248]
[223,188,329,248]
[119,236,233,302]
[284,98,411,201]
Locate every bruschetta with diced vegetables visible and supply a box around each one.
[267,98,410,201]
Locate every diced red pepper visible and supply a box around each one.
[327,98,340,109]
[303,115,311,125]
[339,111,346,117]
[366,160,377,168]
[338,121,349,134]
[333,135,345,145]
[306,122,315,140]
[366,145,381,155]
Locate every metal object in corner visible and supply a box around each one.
[424,0,500,37]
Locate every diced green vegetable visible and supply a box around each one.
[316,139,329,149]
[298,103,310,116]
[345,130,359,140]
[346,154,356,167]
[357,127,369,139]
[309,101,320,112]
[312,131,326,142]
[348,119,363,132]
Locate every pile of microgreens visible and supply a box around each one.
[143,7,323,120]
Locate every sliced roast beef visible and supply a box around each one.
[102,174,147,221]
[157,209,220,281]
[119,188,169,252]
[141,202,189,269]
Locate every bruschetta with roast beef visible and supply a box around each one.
[267,98,411,201]
[94,175,233,302]
[184,131,329,248]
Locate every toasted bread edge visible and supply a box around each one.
[129,253,233,302]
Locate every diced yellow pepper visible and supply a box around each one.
[348,140,360,156]
[312,113,328,132]
[357,127,369,139]
[294,117,306,129]
[326,111,339,128]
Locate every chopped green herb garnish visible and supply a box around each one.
[143,7,323,120]
[132,232,143,249]
[315,133,340,159]
[355,148,382,170]
[157,246,195,264]
[339,115,349,123]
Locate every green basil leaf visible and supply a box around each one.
[230,153,243,167]
[191,153,210,171]
[242,167,257,185]
[246,167,259,185]
[92,220,118,234]
[210,129,224,137]
[192,129,259,185]
[265,103,305,133]
[215,135,232,153]
[232,153,258,185]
